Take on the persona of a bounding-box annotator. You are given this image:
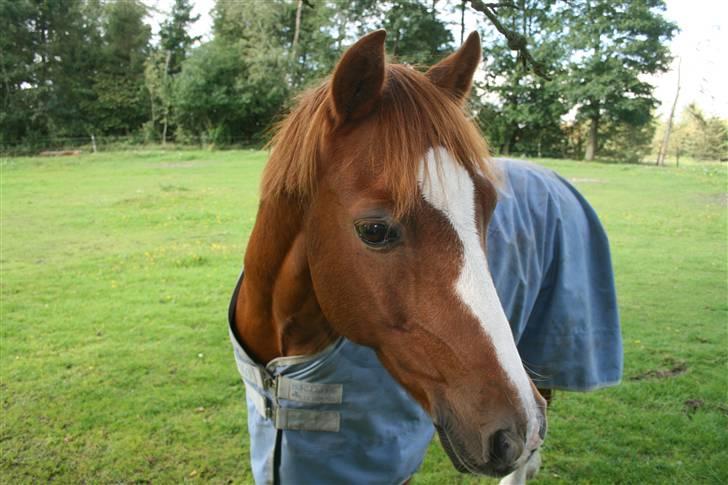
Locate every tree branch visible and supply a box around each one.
[467,0,552,80]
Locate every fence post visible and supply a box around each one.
[91,134,97,153]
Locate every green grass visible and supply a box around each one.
[1,150,726,483]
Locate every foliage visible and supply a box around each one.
[2,150,726,482]
[471,0,676,162]
[143,49,171,143]
[600,117,656,163]
[476,0,568,157]
[0,0,43,145]
[381,1,453,65]
[286,0,342,87]
[0,0,104,145]
[0,0,692,163]
[92,0,151,135]
[697,118,728,161]
[159,0,199,76]
[677,105,728,161]
[654,104,728,162]
[145,0,199,143]
[172,40,288,145]
[557,0,677,159]
[0,0,151,147]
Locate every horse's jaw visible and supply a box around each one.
[235,195,337,364]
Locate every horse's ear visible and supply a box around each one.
[330,30,386,124]
[426,31,481,103]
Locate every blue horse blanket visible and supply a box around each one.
[230,158,622,484]
[487,158,622,390]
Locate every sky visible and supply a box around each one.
[647,0,727,119]
[148,0,728,120]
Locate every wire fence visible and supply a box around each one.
[0,134,263,157]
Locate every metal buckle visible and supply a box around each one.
[263,376,277,421]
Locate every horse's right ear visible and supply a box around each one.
[330,30,386,124]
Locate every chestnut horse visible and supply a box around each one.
[230,31,547,483]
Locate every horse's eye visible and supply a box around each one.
[355,221,398,247]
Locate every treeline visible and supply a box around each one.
[5,0,719,162]
[653,104,728,163]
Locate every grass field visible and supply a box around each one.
[1,150,726,484]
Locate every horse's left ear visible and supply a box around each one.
[426,31,481,103]
[330,30,387,124]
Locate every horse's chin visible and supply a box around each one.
[435,424,473,474]
[434,424,516,478]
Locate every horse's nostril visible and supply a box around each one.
[489,429,521,465]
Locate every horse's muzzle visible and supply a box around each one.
[435,409,546,477]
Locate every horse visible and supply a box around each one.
[228,30,621,484]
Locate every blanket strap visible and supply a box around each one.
[235,359,342,433]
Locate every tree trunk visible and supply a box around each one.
[502,141,511,155]
[585,113,599,161]
[657,60,681,166]
[162,50,172,146]
[584,8,602,162]
[0,49,12,109]
[162,111,168,146]
[336,12,345,51]
[460,0,466,44]
[292,0,303,59]
[501,128,510,155]
[502,128,519,155]
[147,84,156,132]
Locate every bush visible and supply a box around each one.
[172,40,290,146]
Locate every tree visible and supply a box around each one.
[143,49,170,143]
[92,0,152,135]
[600,116,656,163]
[285,0,340,87]
[0,0,104,147]
[677,105,727,161]
[291,0,309,62]
[159,0,199,76]
[381,0,452,65]
[0,0,41,146]
[559,0,676,160]
[476,0,568,157]
[656,59,680,166]
[286,0,453,84]
[700,118,728,161]
[173,39,289,145]
[465,0,551,80]
[145,0,199,143]
[652,104,728,163]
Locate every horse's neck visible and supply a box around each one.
[234,195,337,364]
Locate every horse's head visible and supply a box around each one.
[258,30,546,476]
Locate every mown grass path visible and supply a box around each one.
[1,151,726,483]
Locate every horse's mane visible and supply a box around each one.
[261,63,494,217]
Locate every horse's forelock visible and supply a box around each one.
[261,63,497,217]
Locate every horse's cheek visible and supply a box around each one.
[305,215,362,331]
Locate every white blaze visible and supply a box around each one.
[417,147,539,452]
